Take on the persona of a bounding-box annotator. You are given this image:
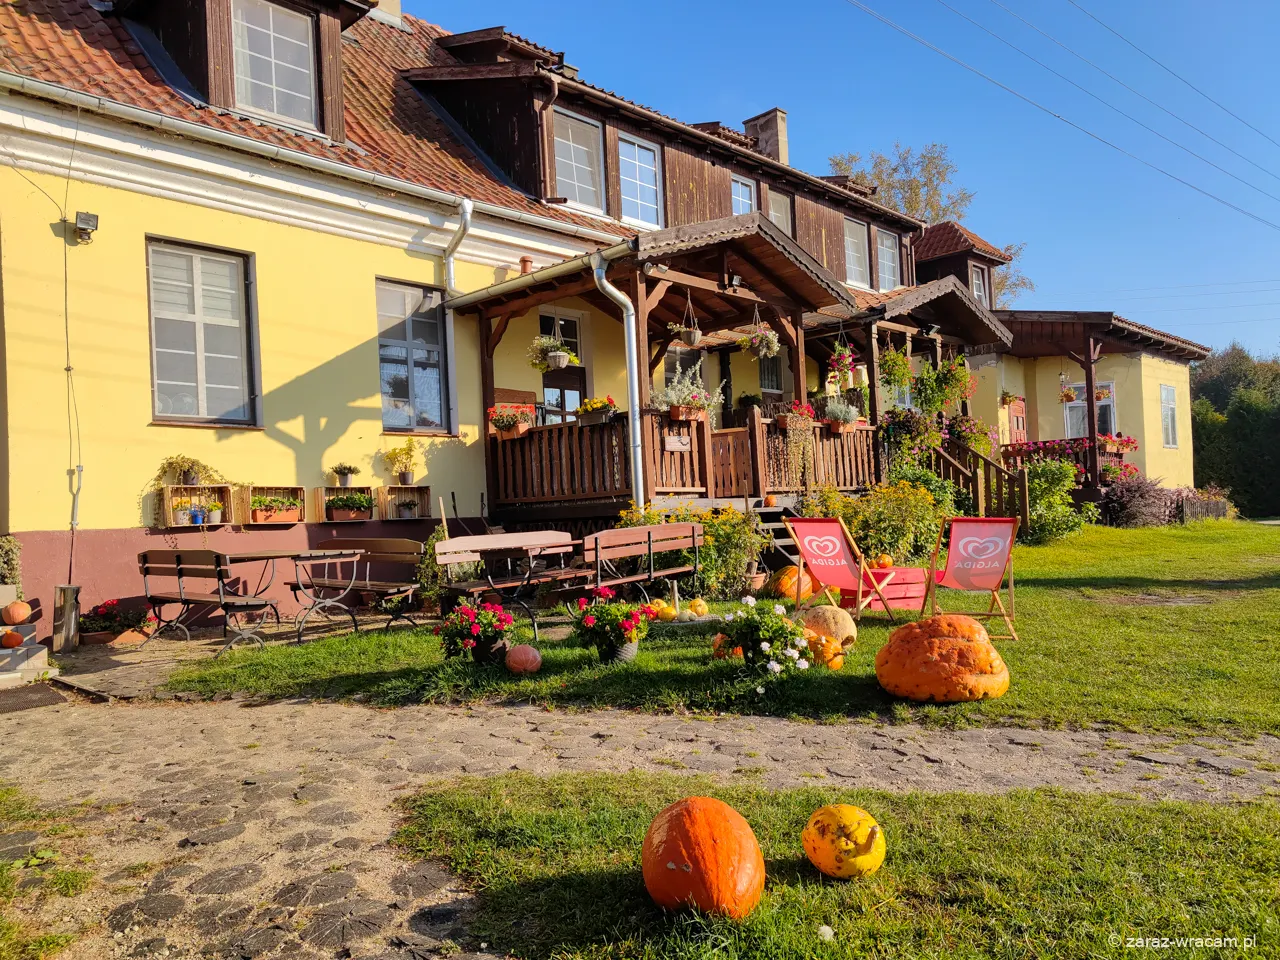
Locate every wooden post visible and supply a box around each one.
[719,348,734,423]
[641,412,658,505]
[478,311,498,512]
[864,322,883,483]
[1082,335,1100,487]
[790,311,808,406]
[632,270,651,407]
[697,415,714,498]
[747,404,768,498]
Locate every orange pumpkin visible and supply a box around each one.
[711,633,743,660]
[2,601,31,625]
[505,644,542,674]
[641,796,765,920]
[875,554,894,570]
[762,495,779,508]
[874,614,1009,703]
[1,630,23,649]
[764,566,821,602]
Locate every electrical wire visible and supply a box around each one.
[1053,287,1280,304]
[933,0,1280,205]
[1064,0,1280,152]
[839,0,1280,232]
[987,0,1280,184]
[1050,277,1280,296]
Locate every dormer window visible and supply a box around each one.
[970,264,989,306]
[876,229,902,290]
[232,0,318,129]
[731,176,756,214]
[553,109,604,213]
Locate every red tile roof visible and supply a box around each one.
[914,221,1010,263]
[0,0,631,238]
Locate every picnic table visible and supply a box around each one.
[226,548,365,638]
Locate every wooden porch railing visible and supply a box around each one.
[491,420,631,504]
[765,421,878,494]
[937,438,1030,527]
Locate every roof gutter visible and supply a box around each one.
[0,70,628,246]
[445,238,635,310]
[442,198,473,298]
[590,251,646,510]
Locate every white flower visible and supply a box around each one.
[724,612,735,622]
[818,925,835,942]
[741,596,757,607]
[773,604,786,616]
[767,661,782,674]
[759,641,771,652]
[797,659,809,670]
[755,686,765,695]
[785,648,799,659]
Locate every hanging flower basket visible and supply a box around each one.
[527,334,579,373]
[546,350,571,370]
[1059,387,1078,404]
[735,308,780,359]
[1095,386,1112,402]
[669,289,704,349]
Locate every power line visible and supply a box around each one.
[1053,287,1280,304]
[1145,315,1280,327]
[1064,0,1280,153]
[987,0,1280,185]
[1114,301,1280,314]
[932,0,1280,205]
[1051,278,1280,296]
[839,0,1280,232]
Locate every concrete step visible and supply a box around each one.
[0,639,59,683]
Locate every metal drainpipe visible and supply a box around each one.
[442,199,474,298]
[590,252,645,509]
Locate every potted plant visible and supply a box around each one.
[1098,433,1138,454]
[189,504,207,525]
[436,600,515,665]
[330,463,361,488]
[1095,386,1112,402]
[251,495,303,523]
[488,403,535,440]
[574,395,617,426]
[877,346,913,394]
[651,358,724,422]
[325,492,374,522]
[775,400,815,431]
[719,599,811,687]
[205,500,224,524]
[827,343,858,390]
[396,498,419,520]
[528,334,578,373]
[999,390,1022,407]
[823,397,859,434]
[382,438,418,484]
[171,497,192,526]
[569,588,656,663]
[735,328,780,360]
[1059,386,1078,404]
[78,600,155,646]
[945,414,995,456]
[669,291,703,347]
[738,393,763,410]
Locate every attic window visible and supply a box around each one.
[553,109,604,213]
[232,0,318,129]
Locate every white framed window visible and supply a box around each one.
[663,346,702,385]
[618,134,663,227]
[768,191,793,235]
[876,228,902,290]
[760,355,783,394]
[539,310,582,357]
[148,242,254,424]
[844,218,870,287]
[1064,381,1116,438]
[377,280,450,433]
[970,264,988,306]
[553,109,604,212]
[1161,384,1178,447]
[232,0,317,129]
[731,175,756,214]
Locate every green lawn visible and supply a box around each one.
[397,772,1279,960]
[0,786,84,960]
[167,521,1280,734]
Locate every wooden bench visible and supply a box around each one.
[288,538,425,631]
[580,523,703,597]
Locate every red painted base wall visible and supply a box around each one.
[14,519,468,637]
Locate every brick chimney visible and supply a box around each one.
[743,108,788,165]
[371,0,402,26]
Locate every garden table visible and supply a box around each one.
[227,548,365,639]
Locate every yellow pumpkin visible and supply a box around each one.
[801,804,885,879]
[650,598,668,610]
[799,605,856,646]
[688,598,709,617]
[657,605,678,623]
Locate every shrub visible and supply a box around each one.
[0,536,21,598]
[1167,484,1238,523]
[1102,476,1175,528]
[616,502,770,599]
[1023,460,1098,544]
[887,463,970,516]
[797,482,945,562]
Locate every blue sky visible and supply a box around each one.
[409,0,1280,356]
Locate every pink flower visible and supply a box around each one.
[470,624,482,636]
[578,597,590,611]
[583,615,596,627]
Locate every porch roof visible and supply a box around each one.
[991,311,1210,362]
[447,213,861,323]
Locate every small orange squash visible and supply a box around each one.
[2,601,31,625]
[762,495,779,508]
[1,631,23,649]
[875,554,894,570]
[641,796,765,920]
[764,565,821,602]
[505,644,542,674]
[711,633,742,660]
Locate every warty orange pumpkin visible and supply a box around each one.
[874,614,1009,703]
[641,796,765,920]
[711,633,743,660]
[764,565,821,602]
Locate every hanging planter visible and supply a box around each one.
[735,305,780,359]
[1095,386,1112,402]
[1059,387,1078,404]
[668,289,704,348]
[528,334,579,373]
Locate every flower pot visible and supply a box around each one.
[1101,443,1123,454]
[668,405,704,422]
[338,474,352,487]
[113,625,155,645]
[80,631,115,646]
[576,411,611,426]
[328,508,372,522]
[190,511,206,526]
[599,640,639,664]
[180,469,199,485]
[497,422,530,441]
[397,505,417,519]
[174,509,191,526]
[679,329,703,347]
[748,573,768,592]
[827,421,856,434]
[206,510,223,524]
[775,414,795,430]
[471,635,511,666]
[398,470,414,485]
[252,507,301,524]
[545,351,571,371]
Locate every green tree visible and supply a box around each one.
[1190,343,1280,411]
[830,142,1034,306]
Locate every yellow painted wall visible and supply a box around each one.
[971,355,1026,443]
[1135,354,1194,486]
[728,350,763,403]
[490,297,626,406]
[0,165,495,532]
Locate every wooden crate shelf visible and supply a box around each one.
[241,486,307,526]
[161,485,234,528]
[314,486,375,523]
[377,485,432,522]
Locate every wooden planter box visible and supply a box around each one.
[242,486,307,525]
[377,485,432,522]
[668,405,705,422]
[575,410,615,426]
[495,422,531,441]
[161,484,234,528]
[315,486,375,523]
[327,507,373,522]
[251,507,302,524]
[826,420,857,434]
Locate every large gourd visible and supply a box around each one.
[802,804,885,879]
[875,614,1009,702]
[764,566,820,603]
[641,797,765,920]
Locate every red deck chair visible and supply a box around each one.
[921,517,1020,642]
[782,517,895,621]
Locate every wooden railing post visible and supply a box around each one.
[640,413,658,505]
[1018,467,1031,532]
[747,405,768,498]
[697,415,714,498]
